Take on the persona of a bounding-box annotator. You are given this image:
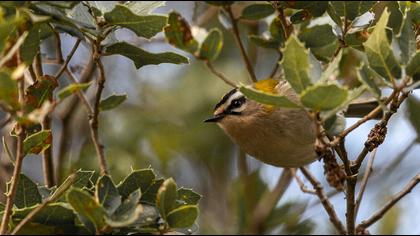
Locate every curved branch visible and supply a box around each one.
[357,174,420,231]
[205,61,237,88]
[299,167,347,235]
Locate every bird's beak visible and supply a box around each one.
[204,113,225,123]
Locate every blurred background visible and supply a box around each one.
[1,1,419,234]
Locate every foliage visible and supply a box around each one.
[0,1,420,235]
[6,169,200,234]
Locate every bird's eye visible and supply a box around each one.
[231,99,242,108]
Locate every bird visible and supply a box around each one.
[204,78,380,168]
[205,78,317,168]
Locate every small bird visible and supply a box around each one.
[205,79,317,168]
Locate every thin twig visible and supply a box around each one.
[90,54,108,175]
[205,61,237,88]
[11,173,77,235]
[355,148,377,217]
[290,168,316,195]
[299,167,347,235]
[64,69,94,114]
[352,147,369,173]
[332,90,399,146]
[52,27,64,64]
[0,32,27,68]
[55,39,82,79]
[34,52,43,78]
[30,42,56,188]
[250,169,293,234]
[41,117,54,187]
[0,53,26,234]
[0,114,11,128]
[269,54,281,78]
[356,174,420,231]
[225,6,257,83]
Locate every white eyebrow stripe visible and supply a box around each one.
[226,91,244,106]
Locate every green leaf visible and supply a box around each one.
[117,169,156,198]
[292,1,328,17]
[164,11,198,54]
[67,2,96,29]
[280,35,312,93]
[269,17,286,44]
[57,82,92,100]
[13,203,76,226]
[99,94,127,111]
[324,114,346,137]
[0,17,19,53]
[300,84,348,111]
[24,75,58,113]
[318,50,342,83]
[411,4,420,25]
[72,170,95,189]
[363,10,401,82]
[407,97,420,141]
[104,42,189,69]
[249,35,279,49]
[37,185,57,200]
[357,64,382,98]
[344,30,369,51]
[126,1,166,15]
[290,10,309,24]
[239,86,300,108]
[406,52,420,80]
[198,29,223,61]
[240,3,274,20]
[298,25,336,48]
[156,178,178,219]
[327,3,342,27]
[166,205,198,229]
[43,1,79,9]
[387,2,404,34]
[15,174,42,208]
[330,1,374,20]
[95,175,121,215]
[141,178,164,204]
[0,69,19,110]
[23,130,52,155]
[178,188,202,205]
[104,5,167,39]
[323,86,367,119]
[397,11,416,65]
[20,24,41,65]
[66,188,106,230]
[105,190,143,228]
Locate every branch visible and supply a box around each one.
[90,50,108,175]
[250,168,293,234]
[290,168,316,195]
[205,61,237,88]
[356,174,420,232]
[299,167,347,235]
[55,39,81,79]
[11,173,77,235]
[354,148,377,217]
[64,69,94,114]
[0,32,27,68]
[0,53,26,235]
[332,90,399,146]
[225,6,257,83]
